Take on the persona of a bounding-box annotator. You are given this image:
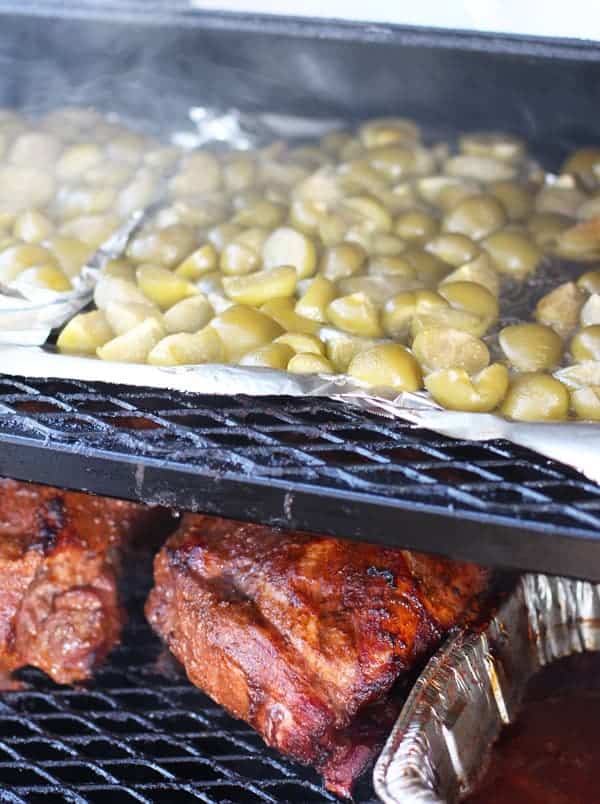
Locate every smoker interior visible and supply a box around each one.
[1,5,600,803]
[1,5,600,164]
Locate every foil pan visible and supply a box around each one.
[373,573,600,804]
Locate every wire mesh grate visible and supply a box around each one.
[1,375,600,579]
[0,605,377,804]
[0,376,596,499]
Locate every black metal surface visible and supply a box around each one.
[0,603,375,804]
[0,376,599,581]
[1,5,600,167]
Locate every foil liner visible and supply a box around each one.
[373,574,600,804]
[1,345,600,485]
[0,207,149,345]
[179,108,343,149]
[0,107,598,485]
[0,292,92,345]
[0,106,341,343]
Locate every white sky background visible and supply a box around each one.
[193,0,600,41]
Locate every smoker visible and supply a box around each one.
[0,3,599,802]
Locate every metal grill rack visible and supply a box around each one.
[0,604,376,804]
[0,375,599,580]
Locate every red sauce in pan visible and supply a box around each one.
[465,652,600,804]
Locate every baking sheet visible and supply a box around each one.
[373,573,600,803]
[0,107,599,486]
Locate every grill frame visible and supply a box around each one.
[0,376,599,581]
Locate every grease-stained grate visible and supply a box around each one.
[0,608,374,804]
[0,376,600,579]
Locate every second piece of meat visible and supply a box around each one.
[146,514,490,797]
[0,478,168,685]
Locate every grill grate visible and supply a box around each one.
[0,604,377,804]
[0,375,600,578]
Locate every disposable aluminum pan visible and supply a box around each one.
[373,573,600,803]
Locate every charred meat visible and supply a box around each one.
[0,478,163,685]
[146,514,490,797]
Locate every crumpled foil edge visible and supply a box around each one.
[0,344,599,486]
[0,107,344,341]
[373,574,600,804]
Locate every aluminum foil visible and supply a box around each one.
[0,207,150,345]
[179,107,343,149]
[0,107,341,342]
[373,573,600,804]
[0,107,599,485]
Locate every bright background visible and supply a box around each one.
[193,0,600,42]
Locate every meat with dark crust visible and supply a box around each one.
[146,514,490,797]
[0,478,164,685]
